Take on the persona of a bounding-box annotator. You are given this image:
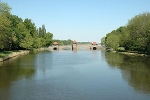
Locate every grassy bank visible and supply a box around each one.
[0,51,13,58]
[0,48,50,62]
[0,50,29,62]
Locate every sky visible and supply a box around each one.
[1,0,150,43]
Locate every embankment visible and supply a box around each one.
[118,52,150,57]
[0,48,51,62]
[0,50,30,62]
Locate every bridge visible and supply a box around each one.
[49,43,103,51]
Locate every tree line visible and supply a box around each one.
[53,39,73,45]
[0,2,53,51]
[102,12,150,54]
[53,40,92,45]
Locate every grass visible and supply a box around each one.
[0,51,13,58]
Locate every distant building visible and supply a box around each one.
[92,42,98,45]
[91,42,98,50]
[53,42,59,50]
[53,42,58,45]
[73,40,77,44]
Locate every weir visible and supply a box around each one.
[49,41,102,51]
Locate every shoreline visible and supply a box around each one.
[0,48,50,62]
[0,50,30,62]
[118,52,150,57]
[107,50,150,57]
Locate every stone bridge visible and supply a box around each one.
[49,44,103,51]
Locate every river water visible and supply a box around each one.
[0,50,150,100]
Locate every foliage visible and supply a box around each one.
[43,32,53,47]
[104,12,150,54]
[53,39,73,45]
[0,2,53,50]
[0,13,11,49]
[101,37,105,46]
[105,29,122,50]
[0,2,11,14]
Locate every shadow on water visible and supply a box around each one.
[105,52,150,94]
[0,53,36,89]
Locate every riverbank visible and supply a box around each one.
[107,50,150,57]
[0,50,30,62]
[118,52,150,57]
[0,48,50,62]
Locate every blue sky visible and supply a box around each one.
[2,0,150,43]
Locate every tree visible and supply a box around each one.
[19,33,33,49]
[0,14,11,50]
[0,1,54,50]
[38,25,46,38]
[101,37,105,46]
[32,37,42,48]
[6,14,23,49]
[24,18,37,37]
[43,32,53,47]
[127,12,150,53]
[104,12,150,54]
[0,2,11,14]
[23,18,40,48]
[16,22,33,49]
[105,30,121,50]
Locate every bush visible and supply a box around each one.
[117,47,125,52]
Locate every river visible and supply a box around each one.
[0,50,150,100]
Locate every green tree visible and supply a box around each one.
[0,2,11,14]
[7,14,23,49]
[101,37,105,46]
[0,14,11,50]
[24,18,37,37]
[38,25,46,38]
[19,33,33,49]
[23,18,40,48]
[16,22,33,49]
[105,30,121,50]
[0,2,12,50]
[127,12,150,53]
[43,32,53,47]
[0,1,54,50]
[104,12,150,53]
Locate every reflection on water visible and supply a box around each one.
[105,52,150,94]
[0,51,150,100]
[0,55,35,89]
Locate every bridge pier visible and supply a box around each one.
[72,40,77,51]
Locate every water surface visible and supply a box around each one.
[0,51,150,100]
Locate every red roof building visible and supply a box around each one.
[92,42,97,45]
[73,40,77,44]
[53,42,58,45]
